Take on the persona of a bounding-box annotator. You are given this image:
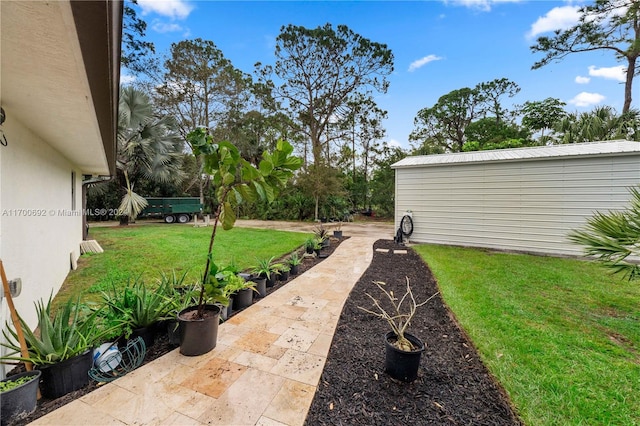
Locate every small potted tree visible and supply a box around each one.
[177,129,301,356]
[358,278,439,382]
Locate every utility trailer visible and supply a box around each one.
[141,197,203,224]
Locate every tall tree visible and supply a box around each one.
[521,97,568,142]
[342,95,387,210]
[256,23,394,166]
[116,87,184,224]
[121,0,155,74]
[531,0,640,113]
[410,87,484,152]
[477,78,521,123]
[154,39,254,205]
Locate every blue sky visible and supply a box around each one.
[127,0,633,148]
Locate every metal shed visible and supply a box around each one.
[391,140,640,256]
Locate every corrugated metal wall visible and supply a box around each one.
[395,154,640,256]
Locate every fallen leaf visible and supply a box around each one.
[329,402,334,410]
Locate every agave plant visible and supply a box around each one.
[568,186,640,280]
[1,296,101,366]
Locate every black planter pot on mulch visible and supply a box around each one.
[384,331,425,382]
[37,350,93,399]
[304,239,523,426]
[233,288,253,310]
[178,304,221,356]
[253,276,267,298]
[131,324,157,349]
[333,230,343,239]
[290,264,300,275]
[265,275,276,288]
[1,370,41,426]
[279,270,290,281]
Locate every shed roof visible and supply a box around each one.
[391,140,640,169]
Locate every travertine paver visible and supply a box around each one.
[31,235,377,426]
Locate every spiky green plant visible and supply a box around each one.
[1,296,101,366]
[568,186,640,280]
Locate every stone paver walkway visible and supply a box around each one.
[32,234,380,425]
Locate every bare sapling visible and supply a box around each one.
[359,277,439,351]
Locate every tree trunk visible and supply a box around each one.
[623,56,636,114]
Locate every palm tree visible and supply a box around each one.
[568,186,640,281]
[116,87,184,224]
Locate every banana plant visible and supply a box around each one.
[187,128,302,317]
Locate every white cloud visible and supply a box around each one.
[137,0,193,20]
[575,76,590,84]
[445,0,523,12]
[388,139,402,148]
[588,65,626,82]
[120,74,136,85]
[568,92,605,107]
[152,22,183,33]
[527,5,580,39]
[408,55,443,72]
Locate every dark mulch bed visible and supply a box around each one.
[7,237,346,426]
[304,239,523,425]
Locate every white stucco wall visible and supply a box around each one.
[0,115,83,359]
[393,144,640,257]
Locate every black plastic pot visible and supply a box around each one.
[218,297,233,321]
[1,370,41,425]
[279,270,290,281]
[38,349,93,398]
[233,288,253,310]
[333,230,343,238]
[290,264,300,275]
[178,304,221,356]
[165,319,181,346]
[384,331,425,382]
[253,276,267,298]
[265,274,276,288]
[131,324,156,348]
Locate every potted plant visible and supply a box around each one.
[314,224,330,248]
[288,252,302,275]
[333,221,343,238]
[304,237,316,254]
[97,277,175,348]
[179,129,301,356]
[0,370,41,424]
[253,256,283,288]
[313,238,324,257]
[358,278,439,382]
[277,264,291,281]
[1,296,103,398]
[224,273,257,311]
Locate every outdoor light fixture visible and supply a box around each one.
[0,106,7,146]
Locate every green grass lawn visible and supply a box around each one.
[415,245,640,426]
[57,224,310,304]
